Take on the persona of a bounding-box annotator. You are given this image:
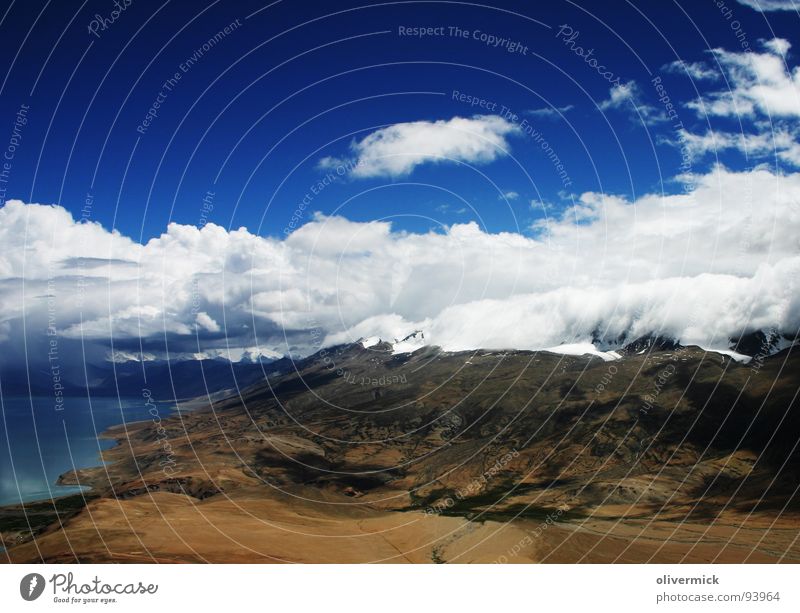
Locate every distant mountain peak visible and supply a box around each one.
[729,329,795,358]
[621,334,681,355]
[359,330,426,355]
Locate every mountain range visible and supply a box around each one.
[2,328,798,562]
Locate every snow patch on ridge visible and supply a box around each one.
[392,330,426,354]
[358,331,426,354]
[698,347,752,364]
[542,342,622,362]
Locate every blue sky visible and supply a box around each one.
[1,0,798,240]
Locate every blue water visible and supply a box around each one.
[0,396,175,506]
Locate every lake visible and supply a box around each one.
[0,396,175,506]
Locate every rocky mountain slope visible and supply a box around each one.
[3,337,799,563]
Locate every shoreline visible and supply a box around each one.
[0,395,186,509]
[0,394,197,551]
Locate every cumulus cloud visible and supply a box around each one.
[320,115,519,178]
[599,81,639,110]
[688,39,800,117]
[764,38,792,57]
[599,81,665,124]
[323,167,800,350]
[677,40,800,168]
[2,166,799,378]
[662,60,720,81]
[736,0,798,11]
[678,126,800,166]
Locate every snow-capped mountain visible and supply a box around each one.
[361,330,427,354]
[357,327,797,364]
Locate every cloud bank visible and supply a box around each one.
[688,38,800,118]
[2,165,799,378]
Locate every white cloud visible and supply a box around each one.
[525,104,574,118]
[500,191,519,200]
[688,39,800,117]
[316,155,349,171]
[662,60,720,81]
[599,81,664,124]
[600,81,639,109]
[736,0,798,11]
[678,127,800,166]
[195,311,221,333]
[323,115,519,179]
[764,38,792,57]
[435,203,468,215]
[2,166,799,375]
